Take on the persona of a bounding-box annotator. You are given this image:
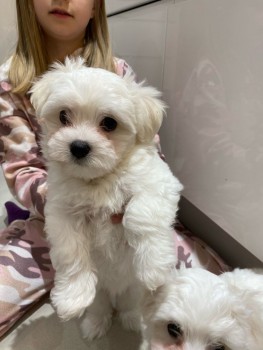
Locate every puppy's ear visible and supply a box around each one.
[131,81,167,144]
[30,58,83,118]
[30,78,51,120]
[30,74,53,119]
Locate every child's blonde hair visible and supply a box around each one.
[9,0,116,94]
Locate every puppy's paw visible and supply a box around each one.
[52,271,98,320]
[79,311,112,341]
[119,309,141,332]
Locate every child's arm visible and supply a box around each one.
[0,80,47,218]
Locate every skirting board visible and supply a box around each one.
[178,196,263,269]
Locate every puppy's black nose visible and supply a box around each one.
[70,140,90,159]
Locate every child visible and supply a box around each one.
[0,0,134,337]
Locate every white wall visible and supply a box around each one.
[108,1,167,90]
[109,0,263,262]
[106,0,152,14]
[0,0,17,64]
[162,0,263,262]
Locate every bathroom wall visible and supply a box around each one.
[106,0,153,14]
[108,0,167,90]
[0,0,16,64]
[108,0,263,263]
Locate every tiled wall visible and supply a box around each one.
[109,0,263,262]
[108,2,167,90]
[106,0,152,14]
[0,0,16,64]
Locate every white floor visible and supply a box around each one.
[0,299,142,350]
[0,170,142,349]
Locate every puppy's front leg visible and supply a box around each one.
[45,212,97,320]
[123,194,178,290]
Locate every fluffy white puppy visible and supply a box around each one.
[141,267,263,350]
[30,57,183,339]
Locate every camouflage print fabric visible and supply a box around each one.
[0,218,54,337]
[173,221,229,274]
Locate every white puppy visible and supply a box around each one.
[30,57,183,339]
[141,267,263,350]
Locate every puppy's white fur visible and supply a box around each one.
[30,57,183,338]
[141,267,263,350]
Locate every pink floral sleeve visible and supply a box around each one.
[115,58,136,79]
[0,61,47,218]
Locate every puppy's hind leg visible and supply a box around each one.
[116,284,143,333]
[79,288,113,341]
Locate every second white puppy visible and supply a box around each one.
[141,267,263,350]
[30,58,183,339]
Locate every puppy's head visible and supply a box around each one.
[30,57,166,181]
[142,268,247,350]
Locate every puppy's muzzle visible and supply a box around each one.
[70,140,91,159]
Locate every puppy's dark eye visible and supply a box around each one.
[167,323,183,338]
[100,116,117,132]
[59,110,71,126]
